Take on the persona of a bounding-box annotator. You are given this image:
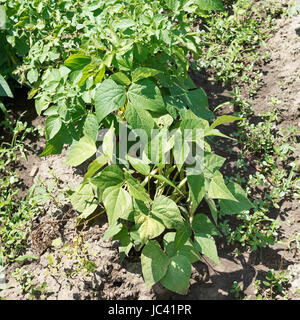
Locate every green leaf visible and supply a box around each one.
[208,171,237,201]
[113,226,133,256]
[174,226,192,253]
[219,182,253,215]
[163,232,201,263]
[210,115,242,129]
[70,183,96,213]
[197,0,224,11]
[125,102,154,137]
[204,128,235,140]
[175,88,213,121]
[66,136,97,166]
[35,95,51,115]
[27,69,39,84]
[91,165,124,190]
[128,79,165,113]
[192,214,219,235]
[127,155,150,176]
[202,152,226,179]
[102,125,115,161]
[83,114,99,142]
[82,154,109,186]
[125,173,151,202]
[205,195,218,224]
[164,0,183,11]
[136,214,165,244]
[141,240,169,289]
[39,124,72,156]
[14,255,38,263]
[110,72,131,86]
[187,174,206,214]
[103,186,132,226]
[131,67,161,83]
[102,223,123,241]
[45,115,62,140]
[0,75,13,98]
[95,79,126,123]
[160,255,191,295]
[64,54,91,71]
[94,64,106,84]
[152,196,184,230]
[194,233,220,265]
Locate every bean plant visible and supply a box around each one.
[1,0,253,295]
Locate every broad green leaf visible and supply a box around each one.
[125,173,151,202]
[173,133,190,172]
[137,214,165,244]
[125,102,154,137]
[164,0,183,11]
[0,75,13,98]
[219,182,253,215]
[45,115,62,140]
[91,165,124,190]
[39,124,72,156]
[164,96,187,119]
[115,49,133,71]
[187,174,205,214]
[77,198,98,219]
[94,64,105,84]
[210,115,242,129]
[202,152,226,179]
[131,67,161,83]
[192,214,219,235]
[27,69,39,84]
[113,226,133,256]
[160,255,191,295]
[208,171,237,201]
[102,125,116,161]
[152,196,184,229]
[197,0,224,11]
[70,183,95,213]
[82,154,109,186]
[103,186,132,226]
[95,79,126,123]
[64,54,91,71]
[205,195,218,224]
[127,155,150,176]
[110,72,131,86]
[35,95,50,115]
[194,233,220,265]
[128,79,165,113]
[174,226,192,253]
[141,240,169,289]
[102,223,123,241]
[66,136,97,166]
[83,113,99,142]
[163,232,201,263]
[78,65,95,87]
[175,88,213,121]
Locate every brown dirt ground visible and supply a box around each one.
[0,11,299,300]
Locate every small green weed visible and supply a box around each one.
[254,270,289,300]
[193,0,285,93]
[0,115,40,263]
